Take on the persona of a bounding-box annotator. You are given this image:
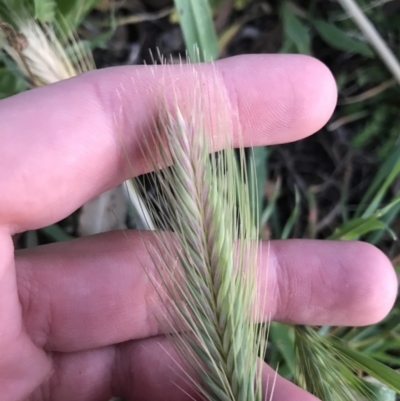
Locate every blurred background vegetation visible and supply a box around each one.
[1,0,399,400]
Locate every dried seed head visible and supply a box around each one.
[0,21,28,52]
[0,17,94,86]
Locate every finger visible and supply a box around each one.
[29,336,320,401]
[0,54,337,233]
[16,232,397,352]
[0,231,51,401]
[269,239,397,324]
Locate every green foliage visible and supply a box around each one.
[331,339,400,393]
[248,146,268,226]
[361,380,397,401]
[33,0,56,23]
[329,216,389,240]
[367,201,400,244]
[209,0,249,12]
[281,187,301,239]
[352,106,389,149]
[281,2,311,55]
[295,326,369,401]
[0,68,28,98]
[269,323,295,376]
[40,224,74,242]
[55,0,102,31]
[262,3,400,396]
[330,195,400,241]
[0,0,100,97]
[312,18,374,57]
[260,176,281,228]
[356,147,400,219]
[208,0,225,12]
[174,0,218,62]
[0,0,102,30]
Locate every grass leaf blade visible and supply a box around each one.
[34,0,56,23]
[312,18,374,57]
[174,0,218,61]
[330,339,400,393]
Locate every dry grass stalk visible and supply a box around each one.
[0,15,94,85]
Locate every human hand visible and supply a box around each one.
[0,55,397,401]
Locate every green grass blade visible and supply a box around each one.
[269,323,295,376]
[312,18,374,57]
[356,146,400,218]
[56,0,102,30]
[360,379,397,401]
[0,67,28,98]
[174,0,218,61]
[209,0,225,12]
[0,0,26,18]
[374,195,400,218]
[329,217,386,240]
[83,10,117,51]
[331,340,400,393]
[368,201,400,244]
[40,224,74,242]
[248,146,268,225]
[281,2,311,55]
[260,176,281,228]
[281,186,300,239]
[362,160,400,219]
[34,0,56,23]
[331,195,400,240]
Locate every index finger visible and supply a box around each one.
[0,54,336,233]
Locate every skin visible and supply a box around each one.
[0,54,397,401]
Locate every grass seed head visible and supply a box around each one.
[130,61,268,401]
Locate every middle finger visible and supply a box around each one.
[15,231,395,352]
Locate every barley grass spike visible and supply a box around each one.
[132,66,268,401]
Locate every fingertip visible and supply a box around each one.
[353,241,398,324]
[291,55,337,137]
[266,239,397,327]
[217,54,337,145]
